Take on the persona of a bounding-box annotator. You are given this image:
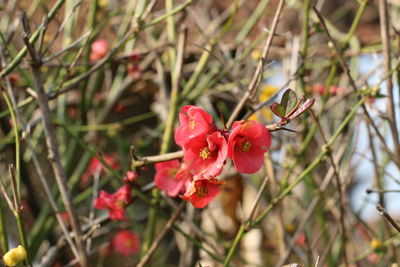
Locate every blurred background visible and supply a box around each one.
[0,0,400,266]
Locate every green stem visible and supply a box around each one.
[143,0,196,29]
[142,1,182,256]
[14,211,32,267]
[80,0,98,125]
[341,0,368,47]
[299,0,310,93]
[2,91,21,202]
[223,97,366,266]
[234,0,270,45]
[0,0,66,77]
[0,201,8,252]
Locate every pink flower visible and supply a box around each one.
[227,120,271,174]
[111,230,139,256]
[154,160,186,197]
[175,105,216,147]
[90,39,109,62]
[59,211,70,228]
[181,179,224,208]
[182,131,227,179]
[127,64,141,79]
[295,232,306,247]
[114,103,126,113]
[81,154,120,187]
[88,154,120,174]
[313,84,326,95]
[123,171,138,184]
[367,253,379,264]
[94,185,132,220]
[329,85,346,95]
[130,50,141,61]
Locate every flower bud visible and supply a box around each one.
[123,171,138,184]
[3,245,27,266]
[90,39,109,62]
[370,238,383,251]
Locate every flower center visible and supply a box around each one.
[199,147,211,159]
[167,168,178,179]
[195,185,208,197]
[124,239,133,248]
[241,140,251,152]
[189,119,196,130]
[115,200,125,209]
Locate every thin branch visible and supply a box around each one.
[137,202,185,267]
[378,0,400,159]
[376,205,400,233]
[20,13,89,267]
[313,6,400,170]
[310,110,349,266]
[226,0,285,128]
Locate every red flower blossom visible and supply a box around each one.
[112,230,139,256]
[130,50,141,61]
[181,178,224,208]
[367,253,379,264]
[59,211,71,228]
[100,243,112,257]
[90,39,109,62]
[123,171,138,184]
[329,85,346,95]
[81,154,120,187]
[295,232,306,247]
[312,84,346,96]
[127,64,141,79]
[154,160,186,197]
[227,120,271,174]
[88,155,120,174]
[114,103,126,113]
[313,84,326,95]
[175,105,216,147]
[182,131,227,179]
[94,185,132,220]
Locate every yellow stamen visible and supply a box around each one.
[189,119,196,130]
[168,168,178,178]
[241,140,251,152]
[115,200,124,208]
[199,147,211,159]
[196,185,208,197]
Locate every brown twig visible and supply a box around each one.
[378,0,400,159]
[20,13,89,267]
[313,6,400,170]
[275,141,348,267]
[226,0,285,128]
[132,150,184,167]
[376,205,400,233]
[131,119,290,168]
[310,110,349,266]
[136,202,185,267]
[366,123,385,206]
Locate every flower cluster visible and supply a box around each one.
[94,184,132,220]
[81,154,120,188]
[312,84,347,96]
[92,167,140,256]
[93,167,139,219]
[155,105,271,208]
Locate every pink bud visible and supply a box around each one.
[123,171,138,184]
[90,39,109,62]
